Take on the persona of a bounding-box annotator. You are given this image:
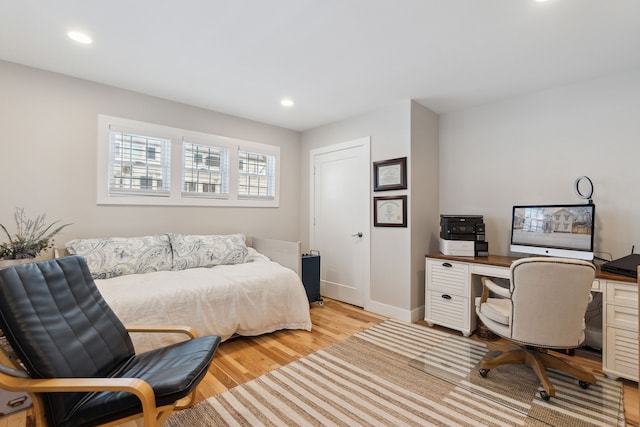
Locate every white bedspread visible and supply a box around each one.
[95,259,312,353]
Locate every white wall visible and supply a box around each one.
[301,102,411,314]
[6,56,636,317]
[439,69,640,260]
[410,102,439,312]
[301,101,440,321]
[0,61,302,245]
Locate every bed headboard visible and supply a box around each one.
[251,237,301,276]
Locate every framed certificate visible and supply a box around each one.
[374,195,407,227]
[373,157,407,191]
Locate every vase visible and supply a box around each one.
[0,258,36,270]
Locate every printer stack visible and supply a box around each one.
[439,215,489,257]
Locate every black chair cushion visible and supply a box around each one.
[61,335,220,427]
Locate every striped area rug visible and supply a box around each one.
[166,319,624,426]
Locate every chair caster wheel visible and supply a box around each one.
[579,380,591,389]
[479,369,489,378]
[539,390,551,401]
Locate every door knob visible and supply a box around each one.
[352,232,363,237]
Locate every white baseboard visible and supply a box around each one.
[365,300,425,323]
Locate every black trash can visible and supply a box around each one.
[302,250,323,305]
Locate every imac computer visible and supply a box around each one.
[510,204,595,261]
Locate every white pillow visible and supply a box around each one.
[170,234,248,270]
[246,247,270,262]
[66,235,173,279]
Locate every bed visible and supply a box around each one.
[63,234,312,353]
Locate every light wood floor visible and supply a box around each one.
[2,298,638,427]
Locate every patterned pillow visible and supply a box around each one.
[169,234,248,270]
[66,235,173,279]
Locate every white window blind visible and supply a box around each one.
[108,127,171,196]
[238,149,276,199]
[182,141,229,198]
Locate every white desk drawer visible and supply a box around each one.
[606,304,638,331]
[427,291,469,330]
[471,264,510,279]
[606,281,638,308]
[427,259,469,296]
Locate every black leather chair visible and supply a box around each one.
[0,255,221,427]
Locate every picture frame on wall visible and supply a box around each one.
[373,157,407,191]
[374,195,407,227]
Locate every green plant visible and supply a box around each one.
[0,207,71,260]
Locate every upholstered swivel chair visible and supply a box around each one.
[475,257,596,401]
[0,255,221,427]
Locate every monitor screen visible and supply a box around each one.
[510,204,595,260]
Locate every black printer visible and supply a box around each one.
[439,215,488,256]
[440,215,485,241]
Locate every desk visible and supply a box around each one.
[425,253,638,381]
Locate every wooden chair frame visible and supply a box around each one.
[481,340,596,398]
[0,325,199,427]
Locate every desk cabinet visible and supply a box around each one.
[425,258,475,337]
[603,280,639,381]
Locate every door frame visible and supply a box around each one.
[309,137,371,309]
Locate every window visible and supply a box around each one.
[109,129,171,196]
[238,150,276,199]
[183,142,229,198]
[97,115,280,207]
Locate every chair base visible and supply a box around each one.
[480,342,596,399]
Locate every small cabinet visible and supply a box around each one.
[425,259,475,336]
[603,280,638,381]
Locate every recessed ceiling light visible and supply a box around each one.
[280,99,294,107]
[535,0,551,2]
[67,31,93,44]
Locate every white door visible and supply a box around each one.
[310,137,370,307]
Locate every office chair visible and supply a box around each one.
[475,257,596,401]
[0,255,221,426]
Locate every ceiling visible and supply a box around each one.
[2,1,640,132]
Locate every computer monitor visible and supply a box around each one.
[510,204,595,261]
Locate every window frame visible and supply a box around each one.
[97,115,280,207]
[107,126,173,197]
[181,139,230,199]
[238,149,277,200]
